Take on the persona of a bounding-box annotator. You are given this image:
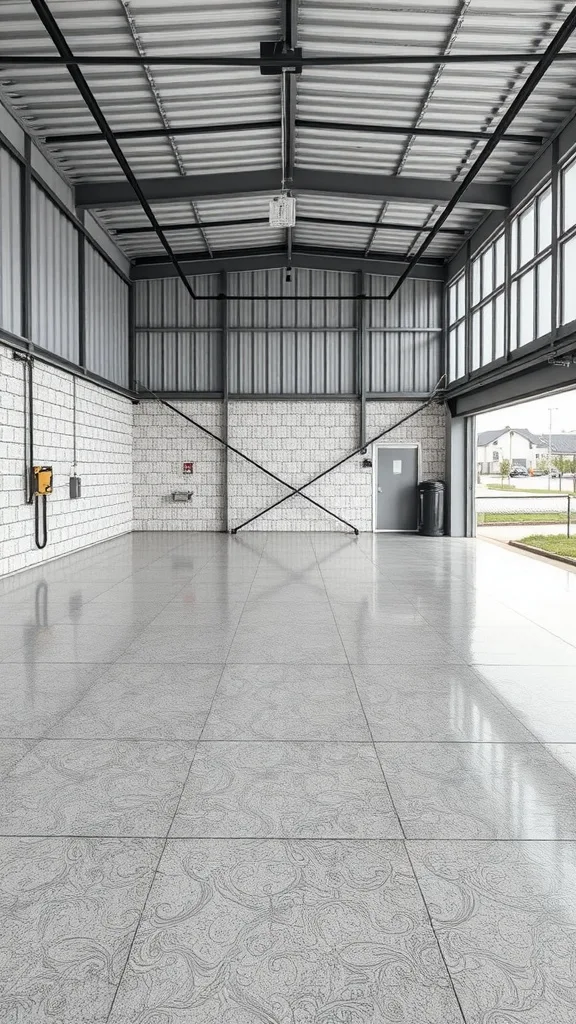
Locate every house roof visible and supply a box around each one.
[543,433,576,455]
[477,427,541,447]
[477,427,576,454]
[477,428,508,447]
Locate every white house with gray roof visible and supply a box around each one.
[477,428,576,474]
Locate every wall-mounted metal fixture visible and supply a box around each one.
[69,474,82,499]
[33,465,52,549]
[172,491,193,502]
[362,458,373,469]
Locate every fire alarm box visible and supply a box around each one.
[183,462,194,474]
[33,466,53,496]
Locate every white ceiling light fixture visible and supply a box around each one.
[269,193,296,227]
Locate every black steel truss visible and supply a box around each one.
[113,215,468,237]
[129,244,446,281]
[74,169,509,210]
[44,118,543,148]
[385,6,576,300]
[16,2,576,302]
[28,0,199,301]
[3,51,576,66]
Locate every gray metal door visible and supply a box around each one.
[375,446,419,531]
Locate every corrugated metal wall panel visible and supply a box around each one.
[134,275,220,328]
[366,274,442,328]
[136,331,222,393]
[30,184,79,361]
[85,244,129,387]
[0,146,22,336]
[135,268,441,395]
[229,331,356,395]
[368,332,442,393]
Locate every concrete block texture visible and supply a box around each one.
[133,398,446,533]
[0,344,133,575]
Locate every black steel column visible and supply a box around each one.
[464,239,472,378]
[77,209,86,369]
[356,270,366,447]
[128,282,136,390]
[504,209,512,360]
[20,135,32,340]
[550,135,560,347]
[220,270,230,532]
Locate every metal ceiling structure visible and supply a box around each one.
[2,0,576,283]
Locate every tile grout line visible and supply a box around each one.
[0,833,573,842]
[311,535,407,841]
[57,546,238,1024]
[403,840,469,1024]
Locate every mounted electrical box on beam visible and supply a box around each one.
[259,41,303,75]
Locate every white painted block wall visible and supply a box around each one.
[133,398,446,532]
[0,343,133,575]
[132,400,225,531]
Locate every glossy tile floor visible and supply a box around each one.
[2,532,576,1022]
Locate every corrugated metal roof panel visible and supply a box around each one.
[3,0,576,267]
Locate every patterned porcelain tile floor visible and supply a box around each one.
[2,531,576,1022]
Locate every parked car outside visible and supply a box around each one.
[510,466,529,476]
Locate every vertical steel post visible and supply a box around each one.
[220,270,230,532]
[20,135,32,340]
[504,207,512,360]
[128,282,136,390]
[464,239,472,378]
[77,209,86,369]
[356,270,366,447]
[568,495,571,538]
[551,136,560,347]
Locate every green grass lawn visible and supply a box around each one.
[478,512,573,524]
[517,534,576,558]
[485,483,576,495]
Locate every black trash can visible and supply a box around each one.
[418,480,445,536]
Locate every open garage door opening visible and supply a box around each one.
[474,389,576,558]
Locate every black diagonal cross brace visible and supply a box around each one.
[136,380,445,534]
[135,382,360,533]
[231,384,445,532]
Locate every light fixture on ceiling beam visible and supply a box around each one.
[269,193,296,227]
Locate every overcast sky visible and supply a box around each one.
[477,389,576,434]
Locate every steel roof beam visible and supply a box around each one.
[129,245,446,281]
[4,51,576,67]
[113,215,468,236]
[28,0,198,301]
[45,117,542,148]
[75,168,509,209]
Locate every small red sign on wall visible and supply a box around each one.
[183,462,194,474]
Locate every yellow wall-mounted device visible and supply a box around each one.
[33,466,53,496]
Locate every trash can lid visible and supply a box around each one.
[418,479,445,490]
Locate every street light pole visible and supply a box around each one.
[548,406,558,491]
